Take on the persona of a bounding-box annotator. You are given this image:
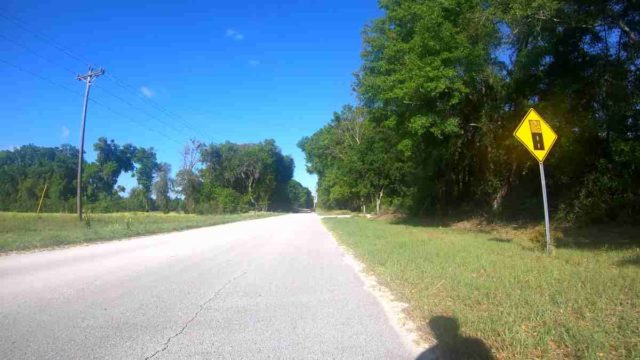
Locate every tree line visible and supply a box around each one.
[175,139,313,214]
[299,0,639,224]
[0,138,313,213]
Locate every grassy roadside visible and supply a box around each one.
[0,212,277,253]
[315,209,359,216]
[323,217,640,359]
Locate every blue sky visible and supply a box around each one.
[0,0,381,194]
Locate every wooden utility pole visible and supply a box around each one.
[76,67,104,220]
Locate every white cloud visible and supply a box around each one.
[225,28,244,41]
[248,59,260,67]
[60,126,70,140]
[140,86,155,98]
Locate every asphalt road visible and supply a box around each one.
[0,213,417,359]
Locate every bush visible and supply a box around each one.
[214,188,245,213]
[194,187,251,214]
[560,161,640,224]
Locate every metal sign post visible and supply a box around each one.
[538,163,551,254]
[514,108,558,254]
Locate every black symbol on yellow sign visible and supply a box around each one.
[514,108,557,163]
[529,120,545,150]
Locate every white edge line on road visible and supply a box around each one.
[322,226,431,356]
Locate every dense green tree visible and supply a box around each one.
[287,180,314,209]
[299,106,408,213]
[301,0,639,223]
[125,186,148,212]
[355,0,502,213]
[1,138,308,215]
[88,137,136,201]
[199,139,296,212]
[175,139,203,214]
[153,162,173,213]
[0,140,153,213]
[133,147,159,211]
[494,0,640,221]
[0,144,79,212]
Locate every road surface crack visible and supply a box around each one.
[143,271,247,359]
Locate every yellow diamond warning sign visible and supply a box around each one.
[514,108,558,163]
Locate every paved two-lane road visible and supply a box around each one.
[0,214,417,359]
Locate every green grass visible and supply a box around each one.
[315,208,359,216]
[0,212,277,253]
[323,217,640,359]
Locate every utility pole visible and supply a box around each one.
[76,67,104,220]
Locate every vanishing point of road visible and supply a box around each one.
[0,214,417,359]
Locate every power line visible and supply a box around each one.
[92,83,196,139]
[0,12,209,138]
[104,73,204,134]
[0,30,199,140]
[89,98,184,146]
[0,12,92,67]
[0,32,78,75]
[0,57,184,145]
[0,57,81,96]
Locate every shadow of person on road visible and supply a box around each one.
[415,316,494,360]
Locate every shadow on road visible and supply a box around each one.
[415,316,494,360]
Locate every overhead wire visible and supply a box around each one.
[0,32,78,76]
[0,32,195,139]
[0,57,183,145]
[103,73,203,135]
[0,12,206,140]
[91,83,195,139]
[0,12,91,66]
